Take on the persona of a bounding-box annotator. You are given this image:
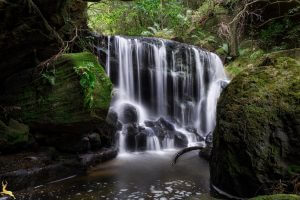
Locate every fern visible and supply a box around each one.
[74,62,96,108]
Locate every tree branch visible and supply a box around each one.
[258,13,300,27]
[172,146,203,165]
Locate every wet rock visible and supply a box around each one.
[144,120,155,127]
[174,131,188,148]
[157,117,175,131]
[119,104,139,124]
[144,118,189,148]
[116,121,123,131]
[205,132,213,145]
[185,126,205,141]
[135,131,148,151]
[198,132,213,161]
[106,109,118,127]
[88,133,101,150]
[79,148,118,168]
[123,124,139,151]
[77,137,91,153]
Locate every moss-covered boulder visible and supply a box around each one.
[210,52,300,198]
[0,119,31,153]
[0,52,113,152]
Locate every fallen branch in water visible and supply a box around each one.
[172,146,204,165]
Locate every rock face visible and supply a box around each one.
[210,53,300,198]
[0,0,87,84]
[0,52,113,153]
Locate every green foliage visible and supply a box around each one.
[88,0,142,35]
[260,19,300,50]
[142,23,175,39]
[88,0,187,39]
[74,62,96,108]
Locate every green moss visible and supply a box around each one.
[62,52,112,110]
[250,194,300,200]
[225,49,265,78]
[0,52,113,128]
[211,50,300,197]
[0,119,29,148]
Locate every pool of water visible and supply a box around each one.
[16,150,213,200]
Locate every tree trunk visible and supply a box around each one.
[229,19,239,58]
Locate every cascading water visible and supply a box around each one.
[100,36,228,153]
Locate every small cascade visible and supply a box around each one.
[118,131,126,153]
[100,36,229,152]
[162,138,174,149]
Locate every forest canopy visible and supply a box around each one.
[88,0,300,58]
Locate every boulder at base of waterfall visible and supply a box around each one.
[210,53,300,198]
[157,117,175,131]
[123,124,139,151]
[106,109,123,131]
[119,104,139,124]
[185,126,205,141]
[0,52,113,153]
[145,117,175,139]
[144,118,188,148]
[135,128,148,151]
[174,131,188,148]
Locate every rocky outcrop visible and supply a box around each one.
[0,0,88,84]
[210,52,300,198]
[0,52,113,153]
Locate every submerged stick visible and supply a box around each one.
[172,146,204,165]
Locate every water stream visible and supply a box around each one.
[104,36,228,152]
[16,151,213,200]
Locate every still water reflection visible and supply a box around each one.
[16,150,212,200]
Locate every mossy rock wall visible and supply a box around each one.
[210,51,300,198]
[0,52,113,151]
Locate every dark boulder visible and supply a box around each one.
[135,129,148,151]
[210,54,300,198]
[119,104,139,124]
[198,132,213,161]
[185,126,205,141]
[174,131,188,148]
[88,133,101,150]
[157,117,175,131]
[123,124,139,152]
[106,109,118,127]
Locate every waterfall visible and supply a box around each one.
[101,36,228,152]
